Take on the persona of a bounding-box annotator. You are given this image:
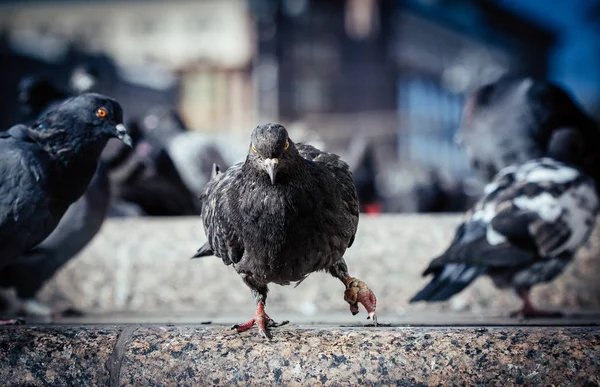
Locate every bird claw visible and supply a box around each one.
[268,319,289,328]
[343,277,377,326]
[231,302,287,339]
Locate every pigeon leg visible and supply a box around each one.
[329,259,377,325]
[510,288,563,318]
[232,283,288,339]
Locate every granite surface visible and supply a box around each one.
[35,215,600,321]
[0,326,120,386]
[0,325,598,386]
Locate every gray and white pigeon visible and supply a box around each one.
[456,76,600,189]
[193,123,377,338]
[139,107,239,195]
[0,93,131,323]
[410,146,598,317]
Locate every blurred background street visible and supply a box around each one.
[2,0,598,215]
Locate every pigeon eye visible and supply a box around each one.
[252,143,257,153]
[284,139,289,150]
[96,108,108,118]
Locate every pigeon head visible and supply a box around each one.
[249,123,296,185]
[29,93,133,170]
[44,93,132,147]
[547,128,585,166]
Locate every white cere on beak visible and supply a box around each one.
[264,158,279,185]
[115,123,133,148]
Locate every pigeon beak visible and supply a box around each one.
[115,123,133,148]
[264,158,279,185]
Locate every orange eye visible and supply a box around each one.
[284,139,289,150]
[252,143,257,153]
[96,108,107,118]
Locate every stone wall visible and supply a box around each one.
[36,215,600,320]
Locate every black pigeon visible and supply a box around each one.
[456,76,600,188]
[193,123,377,338]
[0,162,110,317]
[410,148,598,316]
[3,75,114,316]
[0,93,131,322]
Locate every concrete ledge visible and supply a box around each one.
[0,325,598,386]
[37,215,600,317]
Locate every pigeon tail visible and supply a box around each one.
[191,242,214,259]
[410,263,486,303]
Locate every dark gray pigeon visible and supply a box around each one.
[410,151,599,317]
[0,162,110,317]
[193,123,377,338]
[0,93,131,322]
[456,76,600,189]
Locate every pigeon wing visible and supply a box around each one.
[296,143,360,247]
[199,162,245,265]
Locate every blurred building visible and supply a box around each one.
[252,0,556,178]
[0,0,255,132]
[588,0,600,120]
[0,0,555,186]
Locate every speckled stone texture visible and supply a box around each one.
[37,215,600,319]
[0,325,598,386]
[0,326,119,386]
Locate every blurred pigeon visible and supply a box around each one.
[139,107,187,147]
[69,64,99,94]
[0,162,110,317]
[139,107,236,195]
[18,76,67,122]
[18,63,101,125]
[104,119,201,216]
[193,123,377,338]
[349,141,382,214]
[411,130,598,317]
[457,76,600,189]
[0,93,131,322]
[414,170,480,213]
[167,133,232,195]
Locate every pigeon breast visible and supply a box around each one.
[201,143,359,285]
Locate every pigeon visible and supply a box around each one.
[69,63,99,94]
[349,141,382,214]
[2,78,113,317]
[0,162,110,317]
[410,129,598,317]
[17,76,67,122]
[193,123,377,338]
[456,76,600,188]
[0,93,131,322]
[104,119,201,216]
[138,107,236,196]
